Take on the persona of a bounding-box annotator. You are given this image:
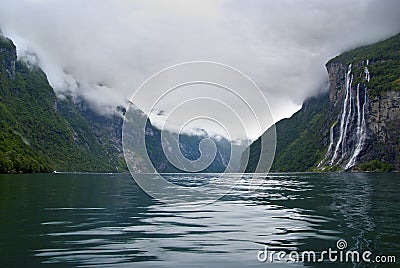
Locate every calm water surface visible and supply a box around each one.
[0,173,399,267]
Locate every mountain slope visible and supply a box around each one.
[0,35,116,173]
[244,93,331,172]
[144,122,233,173]
[0,34,233,173]
[244,33,400,172]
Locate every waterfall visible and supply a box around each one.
[345,62,370,169]
[341,73,353,161]
[356,83,361,131]
[346,87,368,169]
[330,64,352,165]
[318,122,336,167]
[328,123,336,155]
[365,67,370,82]
[322,61,370,170]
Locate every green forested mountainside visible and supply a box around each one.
[328,32,400,97]
[0,35,231,174]
[56,96,127,172]
[244,94,330,172]
[270,94,330,172]
[0,36,116,173]
[0,62,115,173]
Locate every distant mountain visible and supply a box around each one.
[0,34,232,173]
[143,123,235,173]
[243,33,400,172]
[57,96,128,172]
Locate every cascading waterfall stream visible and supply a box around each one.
[323,62,370,170]
[330,64,352,165]
[340,73,353,162]
[356,83,361,131]
[365,66,370,82]
[346,86,368,169]
[318,122,336,167]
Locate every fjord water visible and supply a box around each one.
[0,173,399,267]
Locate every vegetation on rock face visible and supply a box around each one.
[1,35,230,174]
[358,160,393,172]
[57,96,127,172]
[328,33,400,98]
[0,64,117,173]
[0,36,117,173]
[244,93,330,172]
[3,31,399,174]
[244,33,400,172]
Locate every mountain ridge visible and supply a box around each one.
[0,34,233,173]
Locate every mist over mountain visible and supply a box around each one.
[0,35,234,173]
[1,0,400,139]
[1,1,400,173]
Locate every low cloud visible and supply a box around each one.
[1,0,399,139]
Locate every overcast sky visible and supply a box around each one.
[1,0,399,141]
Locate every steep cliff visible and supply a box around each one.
[0,34,232,173]
[0,35,16,79]
[143,121,233,173]
[121,104,235,174]
[57,96,128,172]
[0,35,117,173]
[244,33,400,172]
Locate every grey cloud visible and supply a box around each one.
[0,0,399,140]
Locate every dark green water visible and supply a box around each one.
[0,173,399,267]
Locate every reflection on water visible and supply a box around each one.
[0,173,399,267]
[327,173,376,256]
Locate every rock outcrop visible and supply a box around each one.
[0,35,16,79]
[367,91,400,170]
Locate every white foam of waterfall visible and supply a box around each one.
[346,87,368,169]
[365,67,370,82]
[356,83,361,130]
[318,122,337,168]
[341,73,353,161]
[330,64,352,165]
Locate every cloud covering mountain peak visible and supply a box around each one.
[1,0,399,140]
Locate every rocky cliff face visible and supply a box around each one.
[367,91,400,169]
[68,98,234,173]
[0,36,16,79]
[144,122,233,173]
[122,108,234,174]
[244,33,400,172]
[319,33,400,171]
[327,62,347,109]
[318,61,372,170]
